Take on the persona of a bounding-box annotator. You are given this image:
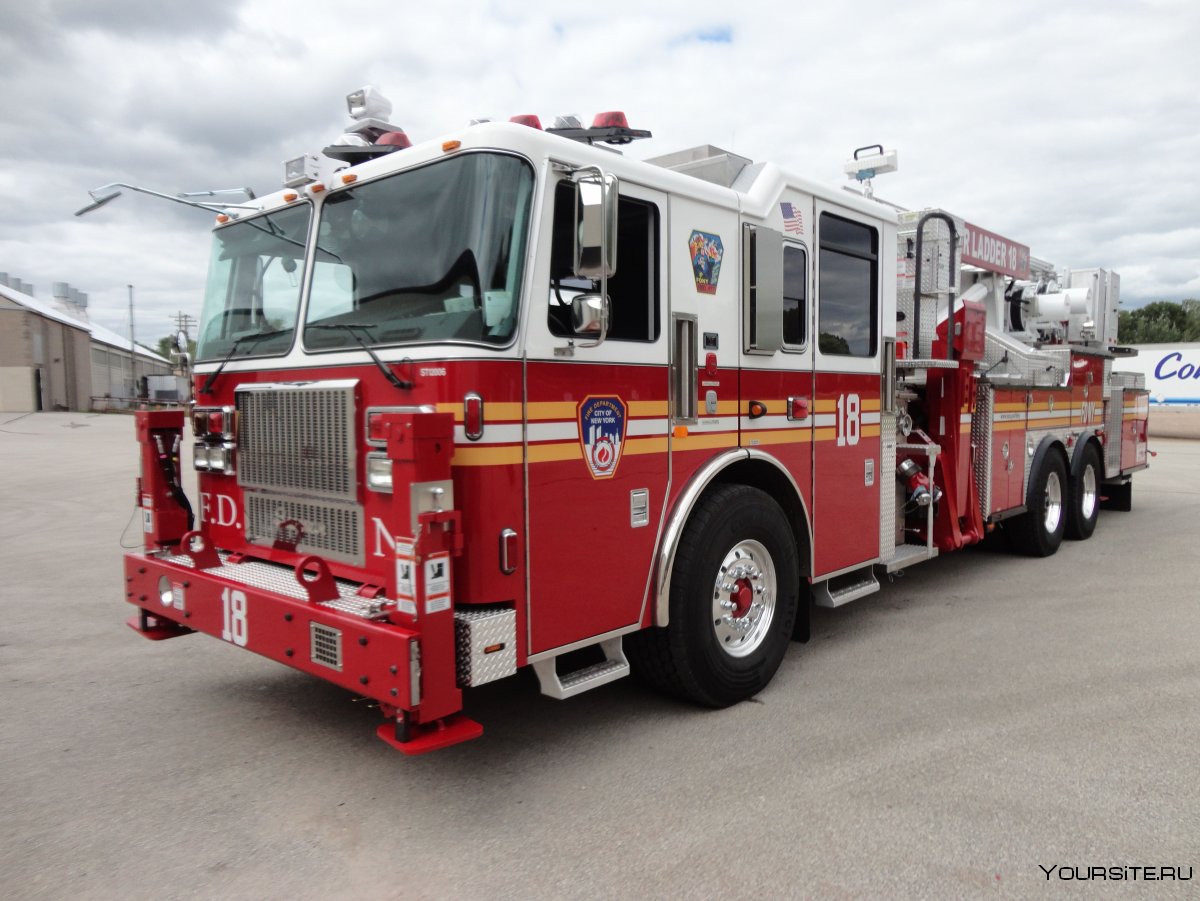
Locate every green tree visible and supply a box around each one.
[1118,300,1200,343]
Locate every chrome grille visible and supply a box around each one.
[236,381,358,500]
[310,622,343,671]
[244,493,364,566]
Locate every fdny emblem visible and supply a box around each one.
[688,230,724,295]
[578,396,627,480]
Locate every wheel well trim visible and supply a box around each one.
[654,448,811,627]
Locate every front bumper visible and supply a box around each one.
[124,550,419,709]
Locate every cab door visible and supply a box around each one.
[523,176,670,654]
[811,204,884,577]
[738,204,815,534]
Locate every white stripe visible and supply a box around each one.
[1028,409,1069,421]
[740,415,810,430]
[628,418,669,437]
[861,411,882,425]
[527,421,577,443]
[689,416,739,433]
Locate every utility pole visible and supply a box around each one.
[128,284,138,399]
[171,310,198,344]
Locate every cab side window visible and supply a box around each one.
[782,244,807,347]
[818,213,878,356]
[548,182,660,341]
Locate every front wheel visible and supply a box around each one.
[1065,443,1102,540]
[627,484,798,707]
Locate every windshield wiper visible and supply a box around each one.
[307,323,413,390]
[200,328,289,395]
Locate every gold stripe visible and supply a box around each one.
[741,430,811,447]
[628,400,668,417]
[716,401,741,415]
[450,445,523,467]
[675,432,739,451]
[995,402,1026,412]
[527,442,582,463]
[625,436,669,455]
[527,401,578,420]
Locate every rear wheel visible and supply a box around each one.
[626,484,798,707]
[1066,443,1102,540]
[1008,450,1067,557]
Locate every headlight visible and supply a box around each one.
[366,453,392,493]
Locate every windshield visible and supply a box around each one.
[303,152,534,350]
[195,204,310,362]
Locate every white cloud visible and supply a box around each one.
[2,0,1199,343]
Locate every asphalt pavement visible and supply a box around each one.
[1,412,1197,899]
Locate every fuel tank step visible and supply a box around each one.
[531,637,629,699]
[813,569,881,608]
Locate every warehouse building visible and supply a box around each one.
[0,275,174,412]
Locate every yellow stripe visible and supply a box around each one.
[628,400,668,417]
[527,442,582,463]
[675,432,739,451]
[995,402,1026,412]
[527,401,578,420]
[625,436,669,455]
[994,421,1027,432]
[451,445,523,467]
[716,401,741,415]
[742,430,811,447]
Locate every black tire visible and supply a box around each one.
[1007,450,1067,557]
[1065,442,1102,540]
[626,484,798,707]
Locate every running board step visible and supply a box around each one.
[814,570,881,608]
[532,638,629,699]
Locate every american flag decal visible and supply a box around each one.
[780,201,804,235]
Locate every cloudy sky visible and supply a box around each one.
[2,0,1197,344]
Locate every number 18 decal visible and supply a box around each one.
[221,587,249,646]
[836,393,861,447]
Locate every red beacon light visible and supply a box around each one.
[509,114,543,130]
[375,129,412,149]
[592,111,629,129]
[546,111,651,146]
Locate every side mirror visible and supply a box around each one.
[571,293,610,336]
[574,171,617,279]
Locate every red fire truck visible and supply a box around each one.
[116,88,1150,753]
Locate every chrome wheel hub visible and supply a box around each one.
[1044,470,1063,533]
[712,539,776,658]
